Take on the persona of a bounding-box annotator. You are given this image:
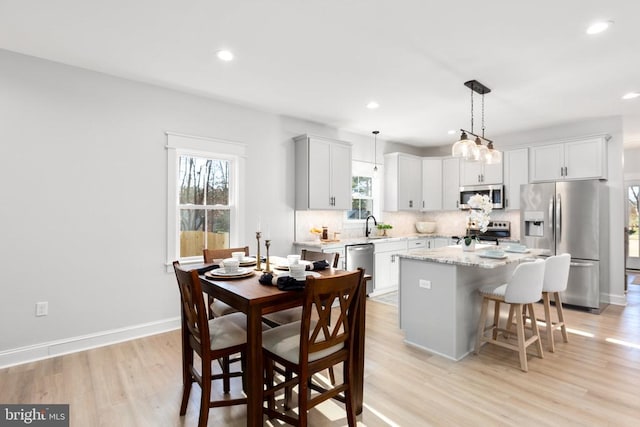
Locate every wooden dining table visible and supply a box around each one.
[196,265,367,427]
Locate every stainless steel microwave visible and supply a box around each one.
[459,184,504,209]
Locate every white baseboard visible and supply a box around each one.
[0,317,181,369]
[606,292,627,306]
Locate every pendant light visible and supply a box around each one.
[451,86,476,159]
[372,130,379,173]
[452,80,501,164]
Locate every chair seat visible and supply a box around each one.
[262,307,302,326]
[479,283,507,298]
[262,321,344,364]
[210,299,239,317]
[208,312,248,350]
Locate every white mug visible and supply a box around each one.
[232,251,245,262]
[289,263,306,280]
[221,258,239,273]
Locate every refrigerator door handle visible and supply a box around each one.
[570,261,594,267]
[556,193,562,246]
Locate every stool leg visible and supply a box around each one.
[528,303,544,359]
[475,296,490,354]
[514,304,528,372]
[492,300,501,340]
[504,305,515,339]
[542,292,555,352]
[555,292,569,343]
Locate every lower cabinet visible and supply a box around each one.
[374,240,408,294]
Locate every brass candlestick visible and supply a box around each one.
[254,231,263,271]
[264,239,272,273]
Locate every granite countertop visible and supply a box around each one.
[399,245,541,269]
[293,234,519,249]
[293,233,456,248]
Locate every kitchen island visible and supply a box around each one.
[398,245,538,361]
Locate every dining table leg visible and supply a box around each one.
[246,304,263,426]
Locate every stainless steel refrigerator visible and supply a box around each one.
[520,180,609,312]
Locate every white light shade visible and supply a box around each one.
[586,21,612,35]
[216,50,234,61]
[452,133,475,159]
[622,92,640,100]
[485,148,502,164]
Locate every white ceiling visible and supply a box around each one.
[2,0,640,147]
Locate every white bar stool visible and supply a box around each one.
[541,253,571,352]
[474,259,546,372]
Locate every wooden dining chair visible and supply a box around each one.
[202,246,249,318]
[172,261,248,427]
[261,268,364,426]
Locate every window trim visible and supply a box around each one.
[166,132,247,268]
[345,160,381,223]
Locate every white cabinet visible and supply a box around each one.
[407,238,427,250]
[529,137,607,182]
[384,153,422,211]
[421,158,442,211]
[442,157,460,210]
[373,240,407,293]
[503,148,528,210]
[460,159,503,185]
[294,134,352,210]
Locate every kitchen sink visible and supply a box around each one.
[366,236,387,240]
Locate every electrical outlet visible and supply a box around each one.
[36,302,48,317]
[419,279,431,289]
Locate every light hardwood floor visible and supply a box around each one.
[2,284,640,426]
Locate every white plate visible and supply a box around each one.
[275,270,321,279]
[239,256,257,265]
[478,252,508,259]
[504,247,530,253]
[208,266,253,276]
[272,259,313,270]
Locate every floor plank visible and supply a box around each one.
[1,285,639,426]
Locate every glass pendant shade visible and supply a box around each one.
[452,131,475,159]
[470,137,489,162]
[485,141,502,164]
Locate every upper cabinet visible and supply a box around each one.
[442,157,460,210]
[421,158,442,211]
[460,159,503,185]
[384,153,422,211]
[503,148,528,210]
[294,134,352,210]
[529,136,608,182]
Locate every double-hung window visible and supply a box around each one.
[166,133,246,266]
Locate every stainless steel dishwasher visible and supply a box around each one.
[345,243,374,295]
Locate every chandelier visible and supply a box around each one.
[451,80,501,164]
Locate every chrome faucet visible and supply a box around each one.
[365,215,377,237]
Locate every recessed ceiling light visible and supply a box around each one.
[447,130,456,135]
[622,92,640,100]
[366,101,379,110]
[216,50,234,61]
[586,20,613,35]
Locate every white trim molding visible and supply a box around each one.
[0,317,180,369]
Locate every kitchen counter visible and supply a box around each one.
[397,245,539,361]
[400,245,539,268]
[294,234,454,248]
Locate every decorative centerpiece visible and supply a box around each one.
[376,223,393,237]
[463,194,492,251]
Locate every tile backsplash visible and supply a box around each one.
[295,209,521,242]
